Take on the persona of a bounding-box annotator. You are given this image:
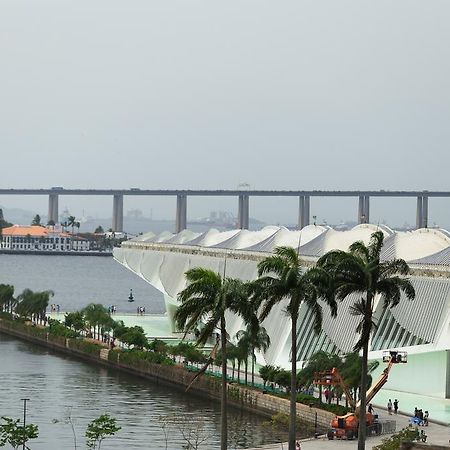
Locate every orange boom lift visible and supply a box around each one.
[313,350,407,440]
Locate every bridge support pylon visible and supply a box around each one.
[416,195,428,229]
[358,195,370,224]
[48,194,59,224]
[238,194,249,229]
[112,194,123,232]
[298,195,310,229]
[175,194,187,233]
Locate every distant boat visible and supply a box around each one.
[128,289,134,302]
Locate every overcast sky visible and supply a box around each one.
[1,1,450,227]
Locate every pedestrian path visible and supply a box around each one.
[250,410,450,449]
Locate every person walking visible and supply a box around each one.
[387,399,393,415]
[393,399,399,414]
[295,441,301,450]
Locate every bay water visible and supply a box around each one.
[0,254,292,449]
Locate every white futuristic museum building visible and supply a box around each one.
[113,224,450,408]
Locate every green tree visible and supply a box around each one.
[259,364,275,388]
[0,209,12,230]
[68,215,76,234]
[340,353,379,406]
[317,231,415,450]
[236,324,270,386]
[255,246,337,450]
[31,214,41,226]
[65,311,86,334]
[85,414,120,450]
[237,292,271,386]
[0,284,15,314]
[120,326,148,349]
[0,416,39,450]
[16,289,53,323]
[174,267,249,450]
[235,330,251,385]
[297,351,343,402]
[94,226,104,234]
[82,303,110,340]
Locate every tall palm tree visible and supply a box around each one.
[67,215,76,234]
[174,267,249,450]
[236,331,251,385]
[0,284,15,313]
[82,303,110,339]
[317,231,415,450]
[16,289,53,323]
[236,325,270,386]
[255,246,337,450]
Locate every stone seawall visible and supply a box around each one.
[0,319,333,429]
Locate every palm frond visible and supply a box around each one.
[368,231,384,261]
[349,240,370,261]
[379,259,410,278]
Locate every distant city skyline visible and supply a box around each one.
[1,196,448,233]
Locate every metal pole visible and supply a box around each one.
[21,398,29,450]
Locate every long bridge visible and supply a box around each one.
[0,188,447,232]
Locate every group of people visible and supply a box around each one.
[108,305,117,314]
[50,304,60,313]
[387,398,399,415]
[410,407,429,426]
[137,306,146,316]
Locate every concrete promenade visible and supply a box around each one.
[250,409,450,449]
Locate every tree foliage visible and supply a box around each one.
[317,231,415,450]
[0,416,39,450]
[85,414,120,450]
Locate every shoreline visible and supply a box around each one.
[0,318,333,433]
[0,249,112,256]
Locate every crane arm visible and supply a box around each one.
[355,358,394,410]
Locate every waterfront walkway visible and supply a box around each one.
[49,311,450,446]
[250,409,450,449]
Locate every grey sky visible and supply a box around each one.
[1,1,450,227]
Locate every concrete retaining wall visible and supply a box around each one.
[0,319,334,429]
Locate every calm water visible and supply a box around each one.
[0,334,290,449]
[0,254,165,314]
[0,255,291,449]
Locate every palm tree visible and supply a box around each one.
[236,325,270,386]
[255,246,337,450]
[317,231,415,450]
[67,215,76,234]
[82,303,110,340]
[236,331,251,385]
[0,284,15,313]
[16,289,53,323]
[340,353,379,407]
[174,267,249,450]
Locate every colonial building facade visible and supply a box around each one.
[0,225,90,251]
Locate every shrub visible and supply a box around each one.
[108,349,121,363]
[372,427,418,450]
[119,349,174,369]
[69,339,103,356]
[48,319,79,338]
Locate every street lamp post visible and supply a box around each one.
[21,398,30,450]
